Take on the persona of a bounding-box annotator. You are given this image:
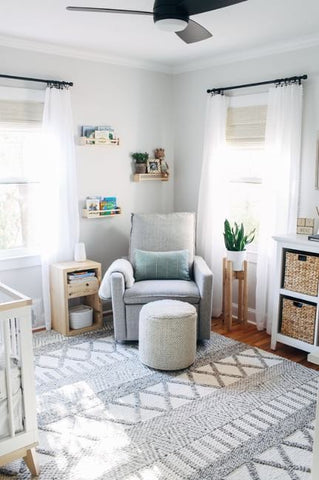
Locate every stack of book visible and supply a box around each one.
[67,270,96,284]
[85,196,120,217]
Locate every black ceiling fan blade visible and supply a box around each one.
[66,6,153,16]
[176,19,212,44]
[179,0,247,17]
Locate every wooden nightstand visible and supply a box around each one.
[50,260,103,335]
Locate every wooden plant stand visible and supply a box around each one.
[222,257,248,331]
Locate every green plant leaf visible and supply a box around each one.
[223,218,255,251]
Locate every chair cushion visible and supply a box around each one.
[134,249,190,281]
[129,213,195,272]
[124,279,200,305]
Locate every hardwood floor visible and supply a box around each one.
[212,317,319,371]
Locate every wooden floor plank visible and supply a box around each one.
[212,317,319,371]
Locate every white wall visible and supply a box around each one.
[2,42,319,324]
[173,44,319,317]
[0,45,174,319]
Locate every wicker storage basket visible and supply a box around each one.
[283,251,319,296]
[280,297,316,344]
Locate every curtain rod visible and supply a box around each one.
[207,74,307,94]
[0,73,73,87]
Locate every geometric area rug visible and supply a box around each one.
[0,324,318,480]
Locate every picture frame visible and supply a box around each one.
[147,158,161,173]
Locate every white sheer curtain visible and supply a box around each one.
[255,83,303,332]
[197,93,229,317]
[40,86,79,329]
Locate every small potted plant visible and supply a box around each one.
[131,152,149,174]
[223,219,255,270]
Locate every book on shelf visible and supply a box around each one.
[100,196,117,209]
[68,271,96,280]
[86,198,101,217]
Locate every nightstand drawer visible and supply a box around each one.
[67,277,99,298]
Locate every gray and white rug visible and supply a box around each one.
[1,324,318,480]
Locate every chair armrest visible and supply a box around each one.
[110,272,126,341]
[193,255,213,340]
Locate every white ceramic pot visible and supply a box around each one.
[226,250,246,271]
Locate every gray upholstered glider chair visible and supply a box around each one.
[108,212,213,342]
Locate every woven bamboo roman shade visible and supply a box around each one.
[226,104,267,146]
[0,99,43,123]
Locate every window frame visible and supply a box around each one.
[0,86,44,264]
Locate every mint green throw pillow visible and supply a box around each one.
[134,249,190,281]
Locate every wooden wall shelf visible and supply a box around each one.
[133,173,168,182]
[79,137,120,146]
[82,208,121,218]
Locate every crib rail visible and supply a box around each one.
[0,282,38,464]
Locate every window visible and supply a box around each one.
[0,87,44,258]
[224,94,268,252]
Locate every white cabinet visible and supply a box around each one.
[271,234,319,355]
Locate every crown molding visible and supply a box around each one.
[0,34,173,75]
[172,33,319,75]
[1,32,319,77]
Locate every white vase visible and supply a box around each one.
[74,242,87,262]
[226,250,246,271]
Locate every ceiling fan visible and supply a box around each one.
[66,0,247,44]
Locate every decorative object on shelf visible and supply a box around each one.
[79,125,119,145]
[83,195,121,218]
[154,148,165,159]
[74,242,87,262]
[223,219,255,271]
[147,158,161,173]
[296,217,314,235]
[131,152,149,174]
[154,148,169,177]
[154,147,169,178]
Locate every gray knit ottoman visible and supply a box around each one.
[139,299,197,370]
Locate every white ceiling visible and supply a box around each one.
[1,0,319,73]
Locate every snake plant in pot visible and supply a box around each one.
[223,219,255,270]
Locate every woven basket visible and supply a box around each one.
[280,297,316,344]
[283,251,319,296]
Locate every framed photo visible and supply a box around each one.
[147,159,161,173]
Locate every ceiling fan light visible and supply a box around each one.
[156,18,188,32]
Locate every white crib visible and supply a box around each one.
[0,283,39,475]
